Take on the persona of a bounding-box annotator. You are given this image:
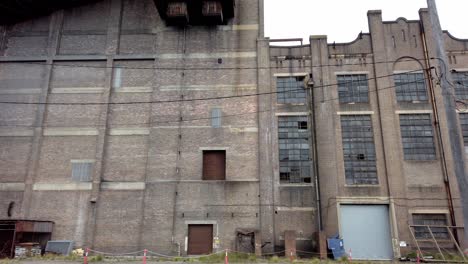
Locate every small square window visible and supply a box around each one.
[71,161,93,182]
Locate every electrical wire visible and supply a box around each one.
[1,57,430,71]
[0,75,430,128]
[0,68,429,106]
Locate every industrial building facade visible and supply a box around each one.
[0,0,467,260]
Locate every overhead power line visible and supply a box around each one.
[0,68,429,106]
[0,57,429,71]
[0,75,430,128]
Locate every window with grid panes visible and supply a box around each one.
[452,72,468,100]
[459,113,468,146]
[340,115,378,185]
[337,74,369,104]
[413,214,449,239]
[277,77,306,104]
[394,72,428,102]
[278,116,311,184]
[71,161,93,182]
[399,114,436,160]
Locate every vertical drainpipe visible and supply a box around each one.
[419,17,458,236]
[307,39,323,232]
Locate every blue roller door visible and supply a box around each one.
[340,205,393,260]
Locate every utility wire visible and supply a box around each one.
[0,68,429,106]
[1,57,429,71]
[0,75,430,128]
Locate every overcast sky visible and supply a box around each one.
[264,0,468,44]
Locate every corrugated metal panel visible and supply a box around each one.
[16,221,53,233]
[188,225,213,255]
[340,205,393,260]
[202,150,226,180]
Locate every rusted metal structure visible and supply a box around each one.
[154,0,235,25]
[0,220,53,259]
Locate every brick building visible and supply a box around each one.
[0,0,466,260]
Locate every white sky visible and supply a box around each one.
[264,0,468,44]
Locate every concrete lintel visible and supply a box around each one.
[109,128,150,136]
[33,183,93,191]
[0,128,34,137]
[274,72,308,77]
[335,196,390,204]
[0,183,26,191]
[0,88,42,94]
[184,220,217,225]
[53,55,107,61]
[114,54,155,60]
[395,110,433,114]
[408,209,450,214]
[155,52,257,60]
[147,179,259,183]
[199,147,229,151]
[229,127,258,133]
[337,111,374,115]
[43,128,99,136]
[115,87,153,93]
[275,112,309,116]
[334,71,370,75]
[0,56,47,62]
[276,207,316,212]
[393,70,424,74]
[51,87,105,94]
[100,182,146,190]
[159,84,256,91]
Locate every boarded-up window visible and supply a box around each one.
[413,214,449,239]
[202,150,226,180]
[71,161,93,182]
[211,108,222,128]
[188,225,213,255]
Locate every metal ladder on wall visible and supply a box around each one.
[408,225,467,262]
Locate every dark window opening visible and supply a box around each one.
[298,121,308,130]
[202,150,226,180]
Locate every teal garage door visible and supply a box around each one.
[340,205,393,260]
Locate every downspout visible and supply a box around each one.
[420,21,458,235]
[309,80,322,231]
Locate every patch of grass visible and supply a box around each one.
[88,255,103,262]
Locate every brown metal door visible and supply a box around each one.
[188,225,213,255]
[202,150,226,180]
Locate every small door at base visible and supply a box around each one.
[188,224,213,255]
